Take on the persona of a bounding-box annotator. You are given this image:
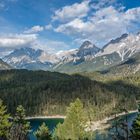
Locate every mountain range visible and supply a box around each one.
[53,32,140,73]
[1,32,140,74]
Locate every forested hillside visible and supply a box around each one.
[0,70,139,120]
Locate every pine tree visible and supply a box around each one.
[34,122,52,140]
[0,99,11,140]
[9,105,31,140]
[131,104,140,139]
[54,98,89,140]
[110,109,131,140]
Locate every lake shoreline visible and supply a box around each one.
[26,110,137,132]
[26,110,138,132]
[26,115,66,120]
[26,110,137,122]
[88,110,138,132]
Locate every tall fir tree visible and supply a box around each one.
[0,99,11,140]
[9,105,31,140]
[54,98,89,140]
[34,122,52,140]
[131,104,140,139]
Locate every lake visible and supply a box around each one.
[28,112,137,140]
[28,118,64,140]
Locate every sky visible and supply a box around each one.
[0,0,140,56]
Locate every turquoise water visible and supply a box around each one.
[28,118,64,140]
[28,112,137,140]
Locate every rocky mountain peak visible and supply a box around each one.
[80,41,93,49]
[77,41,100,58]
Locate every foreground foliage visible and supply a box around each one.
[54,99,90,140]
[9,105,31,140]
[0,100,11,140]
[1,98,140,140]
[0,102,30,140]
[110,105,140,140]
[34,123,52,140]
[132,105,140,139]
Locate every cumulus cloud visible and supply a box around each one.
[124,7,140,21]
[24,25,44,34]
[54,6,140,46]
[52,0,91,22]
[0,34,37,49]
[91,0,119,10]
[45,24,53,30]
[0,32,70,56]
[55,18,94,36]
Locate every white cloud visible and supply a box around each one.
[0,34,37,48]
[45,24,53,30]
[91,0,118,10]
[55,18,94,36]
[24,25,44,34]
[124,7,140,21]
[52,0,90,22]
[54,6,140,46]
[0,32,70,56]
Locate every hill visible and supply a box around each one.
[0,69,139,120]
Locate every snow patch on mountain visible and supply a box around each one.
[97,33,140,61]
[3,47,59,69]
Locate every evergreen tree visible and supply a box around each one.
[54,98,89,140]
[0,99,11,140]
[9,105,31,140]
[131,104,140,139]
[110,109,131,140]
[34,122,52,140]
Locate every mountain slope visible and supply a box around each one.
[103,52,140,76]
[53,52,121,73]
[0,59,11,70]
[3,47,59,70]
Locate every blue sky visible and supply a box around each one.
[0,0,140,56]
